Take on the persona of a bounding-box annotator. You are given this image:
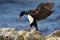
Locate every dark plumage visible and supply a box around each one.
[36,2,55,10]
[28,8,54,20]
[19,2,55,31]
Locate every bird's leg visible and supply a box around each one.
[25,22,33,31]
[34,21,39,31]
[25,26,31,31]
[25,20,39,31]
[35,25,39,31]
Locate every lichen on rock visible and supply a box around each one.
[0,27,45,40]
[0,27,60,40]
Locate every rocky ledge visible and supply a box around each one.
[0,27,60,40]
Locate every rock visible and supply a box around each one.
[0,28,46,40]
[17,29,45,40]
[0,27,60,40]
[52,30,60,37]
[0,27,18,40]
[46,30,60,40]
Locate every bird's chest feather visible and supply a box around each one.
[27,14,34,24]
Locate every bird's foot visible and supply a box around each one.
[25,27,30,31]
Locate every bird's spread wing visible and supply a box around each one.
[36,2,55,10]
[28,2,55,20]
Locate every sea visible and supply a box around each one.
[0,0,60,35]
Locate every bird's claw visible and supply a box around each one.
[25,27,30,31]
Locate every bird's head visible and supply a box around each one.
[19,11,27,18]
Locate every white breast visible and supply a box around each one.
[27,14,34,24]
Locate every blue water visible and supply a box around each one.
[0,0,60,35]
